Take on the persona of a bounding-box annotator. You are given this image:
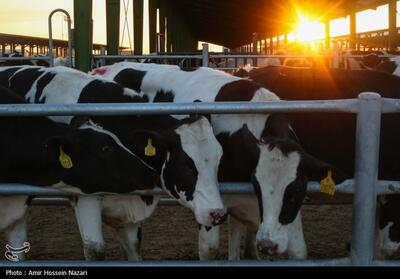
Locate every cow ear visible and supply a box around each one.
[129,130,166,158]
[44,136,75,168]
[302,152,348,185]
[191,100,211,122]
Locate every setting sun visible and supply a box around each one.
[295,13,325,43]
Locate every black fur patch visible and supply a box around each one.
[250,174,264,223]
[78,79,143,103]
[34,72,56,103]
[114,68,146,92]
[376,60,398,75]
[180,66,198,72]
[8,67,43,98]
[279,164,308,225]
[162,133,198,201]
[153,90,175,103]
[215,79,262,102]
[0,67,21,88]
[140,195,154,206]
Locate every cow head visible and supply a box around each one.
[129,116,226,227]
[376,195,400,259]
[251,136,346,256]
[45,121,159,194]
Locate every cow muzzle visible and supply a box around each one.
[209,209,228,226]
[257,239,279,256]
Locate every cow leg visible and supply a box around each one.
[243,225,259,260]
[4,213,28,261]
[198,224,220,260]
[228,216,245,260]
[73,196,105,260]
[116,223,142,261]
[287,212,307,259]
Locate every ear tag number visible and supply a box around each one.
[144,139,156,157]
[320,170,335,196]
[59,146,73,169]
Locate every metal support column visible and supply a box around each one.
[133,0,144,55]
[166,1,173,52]
[350,92,382,266]
[389,0,397,51]
[149,0,158,53]
[350,7,357,50]
[73,0,93,72]
[106,0,120,56]
[202,43,209,67]
[325,20,330,49]
[158,0,166,52]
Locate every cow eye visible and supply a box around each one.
[102,145,114,153]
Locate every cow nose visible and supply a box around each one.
[257,240,279,256]
[209,209,228,226]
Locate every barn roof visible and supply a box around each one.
[172,0,389,48]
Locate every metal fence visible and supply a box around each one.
[0,93,399,266]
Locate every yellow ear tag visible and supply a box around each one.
[144,139,156,157]
[59,146,73,169]
[320,170,336,196]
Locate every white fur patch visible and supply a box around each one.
[102,195,161,224]
[174,117,224,214]
[0,196,28,231]
[254,144,301,254]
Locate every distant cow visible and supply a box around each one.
[0,85,160,260]
[0,65,226,260]
[91,62,345,260]
[234,65,400,259]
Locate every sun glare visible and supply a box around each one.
[295,13,325,43]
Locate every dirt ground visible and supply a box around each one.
[1,202,398,262]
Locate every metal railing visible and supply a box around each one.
[0,93,399,266]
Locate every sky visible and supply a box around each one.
[0,1,399,53]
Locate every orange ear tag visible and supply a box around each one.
[144,139,156,157]
[59,146,73,169]
[320,170,336,196]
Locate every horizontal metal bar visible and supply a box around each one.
[209,54,330,59]
[93,55,203,60]
[0,56,51,61]
[0,258,352,267]
[0,100,360,117]
[382,98,400,113]
[1,180,399,196]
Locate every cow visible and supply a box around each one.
[0,85,160,260]
[0,65,226,260]
[232,65,400,259]
[0,53,69,67]
[90,62,346,260]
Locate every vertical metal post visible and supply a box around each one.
[202,43,209,67]
[106,0,120,56]
[159,0,166,53]
[389,0,397,51]
[325,20,330,49]
[351,92,382,266]
[149,0,158,53]
[73,0,92,71]
[100,46,106,67]
[350,7,357,50]
[133,0,144,55]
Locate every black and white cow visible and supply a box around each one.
[0,65,226,260]
[91,62,345,259]
[233,65,400,259]
[0,85,161,260]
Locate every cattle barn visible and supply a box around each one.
[0,0,400,269]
